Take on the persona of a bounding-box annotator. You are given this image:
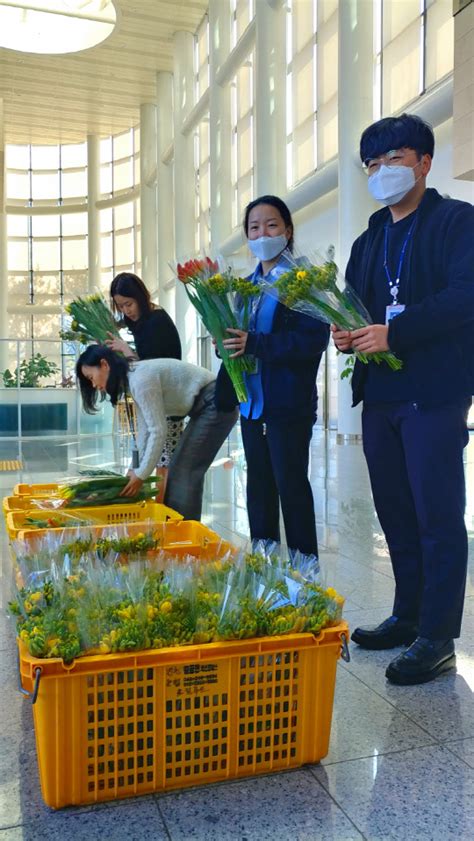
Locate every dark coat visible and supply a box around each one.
[215,302,329,420]
[346,188,474,406]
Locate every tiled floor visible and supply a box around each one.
[0,427,473,841]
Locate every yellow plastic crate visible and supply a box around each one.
[16,520,234,560]
[4,496,57,513]
[18,621,348,809]
[13,483,60,497]
[6,501,183,540]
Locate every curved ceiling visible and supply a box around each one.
[0,0,208,145]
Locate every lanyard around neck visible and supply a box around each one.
[383,213,417,303]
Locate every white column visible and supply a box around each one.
[140,102,158,296]
[87,135,100,293]
[209,0,232,249]
[254,0,287,197]
[156,72,175,315]
[337,0,376,438]
[173,30,197,362]
[0,99,8,371]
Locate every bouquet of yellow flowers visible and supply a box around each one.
[262,252,403,373]
[175,258,260,403]
[9,548,344,663]
[60,292,121,344]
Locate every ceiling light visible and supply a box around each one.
[0,0,116,55]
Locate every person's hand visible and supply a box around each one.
[120,471,144,497]
[350,325,389,353]
[105,334,135,357]
[222,328,248,358]
[331,324,353,352]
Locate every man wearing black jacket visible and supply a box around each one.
[332,114,474,685]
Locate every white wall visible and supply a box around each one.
[431,118,474,202]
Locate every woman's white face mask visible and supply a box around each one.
[247,234,289,261]
[368,162,421,206]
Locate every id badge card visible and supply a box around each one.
[385,304,405,324]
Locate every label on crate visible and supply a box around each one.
[165,662,219,697]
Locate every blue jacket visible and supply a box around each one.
[346,188,474,407]
[215,279,329,420]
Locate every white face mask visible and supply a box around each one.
[247,234,288,261]
[368,163,420,206]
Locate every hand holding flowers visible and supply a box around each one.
[264,253,402,373]
[60,293,121,345]
[174,258,259,403]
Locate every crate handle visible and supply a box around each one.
[17,652,42,704]
[340,633,350,662]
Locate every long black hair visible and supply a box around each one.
[76,345,130,413]
[110,272,155,328]
[243,195,295,252]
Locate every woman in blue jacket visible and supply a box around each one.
[221,195,329,556]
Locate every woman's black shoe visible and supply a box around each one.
[386,637,456,685]
[351,616,418,650]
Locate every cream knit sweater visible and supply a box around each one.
[127,359,215,480]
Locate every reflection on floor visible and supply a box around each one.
[0,427,473,840]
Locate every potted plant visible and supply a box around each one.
[1,353,60,388]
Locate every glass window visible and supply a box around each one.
[114,131,133,159]
[32,272,61,300]
[63,271,88,298]
[113,158,133,191]
[100,208,113,233]
[61,212,88,236]
[61,168,87,199]
[6,171,30,200]
[294,0,314,52]
[61,142,87,168]
[100,163,112,195]
[32,240,61,271]
[6,145,29,169]
[7,216,28,237]
[8,240,29,271]
[317,3,338,164]
[231,52,255,228]
[232,0,254,46]
[101,233,113,268]
[383,0,420,45]
[115,230,133,266]
[101,268,114,291]
[31,145,59,170]
[425,0,453,87]
[31,215,60,237]
[100,136,113,163]
[8,273,30,299]
[114,202,134,230]
[62,238,88,270]
[31,171,60,201]
[383,18,421,114]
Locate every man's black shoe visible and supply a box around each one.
[386,637,456,685]
[351,616,418,650]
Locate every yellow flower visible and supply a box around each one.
[30,592,42,603]
[296,270,307,280]
[160,600,172,614]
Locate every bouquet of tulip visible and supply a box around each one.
[262,252,403,372]
[175,258,260,403]
[9,548,344,663]
[59,293,121,344]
